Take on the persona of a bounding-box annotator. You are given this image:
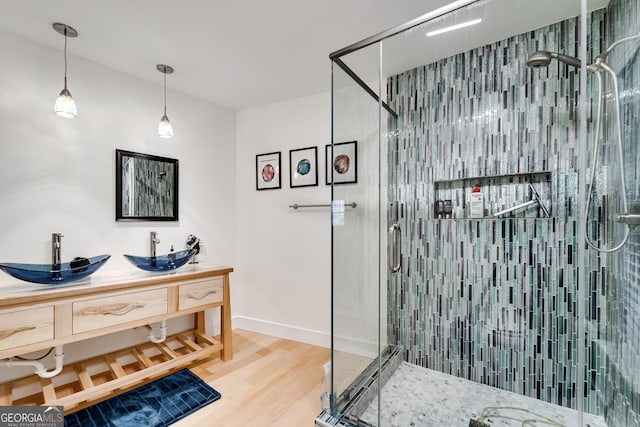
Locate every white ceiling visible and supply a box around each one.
[338,0,608,87]
[0,0,609,111]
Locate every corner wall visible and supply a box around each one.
[235,93,331,347]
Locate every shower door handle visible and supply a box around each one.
[388,224,401,273]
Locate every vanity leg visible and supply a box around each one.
[195,311,205,339]
[0,383,12,405]
[193,273,232,361]
[221,275,232,361]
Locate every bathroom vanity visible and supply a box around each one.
[0,265,232,412]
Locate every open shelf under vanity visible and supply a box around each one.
[1,329,222,414]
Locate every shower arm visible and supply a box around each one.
[599,33,640,59]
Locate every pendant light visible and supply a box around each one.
[157,64,174,138]
[52,23,78,118]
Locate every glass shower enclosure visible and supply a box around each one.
[318,0,640,426]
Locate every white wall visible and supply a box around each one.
[235,93,332,347]
[0,27,334,385]
[0,30,237,270]
[0,29,237,379]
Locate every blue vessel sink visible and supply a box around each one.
[123,249,196,272]
[0,254,111,285]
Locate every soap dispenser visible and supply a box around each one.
[470,183,484,218]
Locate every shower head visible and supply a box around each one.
[526,51,554,67]
[526,50,582,68]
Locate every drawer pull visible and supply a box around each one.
[187,289,218,300]
[0,325,36,340]
[76,303,145,316]
[104,303,145,315]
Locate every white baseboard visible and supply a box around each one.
[233,315,330,348]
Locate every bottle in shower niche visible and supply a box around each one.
[469,183,484,218]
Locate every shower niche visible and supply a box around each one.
[433,171,552,219]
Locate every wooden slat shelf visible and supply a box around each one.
[3,330,222,414]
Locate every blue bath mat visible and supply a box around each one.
[64,368,221,427]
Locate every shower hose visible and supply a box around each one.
[584,55,630,252]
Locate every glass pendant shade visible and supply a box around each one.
[158,114,174,138]
[54,87,77,118]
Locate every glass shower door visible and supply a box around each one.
[329,50,385,423]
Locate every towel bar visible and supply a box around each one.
[289,202,357,209]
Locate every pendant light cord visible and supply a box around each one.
[163,68,167,116]
[63,30,68,89]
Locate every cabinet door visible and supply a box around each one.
[73,288,167,334]
[0,306,54,352]
[178,278,224,311]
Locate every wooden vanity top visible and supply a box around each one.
[0,265,233,309]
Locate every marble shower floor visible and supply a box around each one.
[360,362,607,427]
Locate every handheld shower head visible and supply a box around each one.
[526,50,582,68]
[526,51,553,67]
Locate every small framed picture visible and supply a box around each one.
[289,146,318,188]
[326,141,357,185]
[256,151,281,190]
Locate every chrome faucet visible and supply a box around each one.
[52,233,63,265]
[150,231,160,257]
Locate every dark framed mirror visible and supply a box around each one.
[115,149,179,221]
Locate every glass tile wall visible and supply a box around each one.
[604,0,640,425]
[386,10,607,414]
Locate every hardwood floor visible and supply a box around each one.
[172,329,330,427]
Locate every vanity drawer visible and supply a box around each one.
[73,288,168,334]
[179,278,223,310]
[0,306,54,352]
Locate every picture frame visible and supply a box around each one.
[115,149,179,221]
[256,151,282,190]
[326,141,357,185]
[289,146,318,188]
